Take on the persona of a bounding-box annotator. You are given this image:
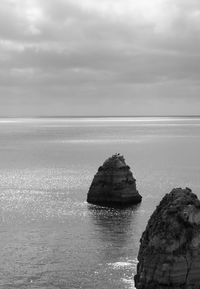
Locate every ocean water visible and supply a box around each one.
[0,117,200,289]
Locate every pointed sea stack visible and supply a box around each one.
[135,187,200,289]
[87,154,142,207]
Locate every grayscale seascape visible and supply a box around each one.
[1,0,200,287]
[0,116,200,289]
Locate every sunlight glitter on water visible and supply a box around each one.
[0,167,92,225]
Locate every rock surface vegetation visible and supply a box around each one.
[135,187,200,289]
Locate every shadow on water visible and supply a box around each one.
[87,203,141,260]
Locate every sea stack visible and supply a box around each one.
[87,153,142,207]
[135,187,200,289]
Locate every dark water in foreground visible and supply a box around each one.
[0,117,200,289]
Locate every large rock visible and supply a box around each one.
[134,187,200,289]
[87,153,142,207]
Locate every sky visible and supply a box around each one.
[0,0,200,116]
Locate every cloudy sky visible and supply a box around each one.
[0,0,200,116]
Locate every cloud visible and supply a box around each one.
[0,0,200,115]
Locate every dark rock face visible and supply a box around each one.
[135,187,200,289]
[87,154,142,207]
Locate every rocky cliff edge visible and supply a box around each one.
[135,187,200,289]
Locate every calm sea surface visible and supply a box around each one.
[0,117,200,289]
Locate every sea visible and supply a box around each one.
[0,116,200,289]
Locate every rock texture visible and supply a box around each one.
[134,187,200,289]
[87,154,142,207]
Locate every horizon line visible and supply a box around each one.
[0,114,200,118]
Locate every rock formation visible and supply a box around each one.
[134,187,200,289]
[87,153,142,207]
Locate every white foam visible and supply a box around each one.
[108,259,138,269]
[121,278,136,288]
[110,261,133,268]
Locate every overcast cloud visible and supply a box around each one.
[0,0,200,116]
